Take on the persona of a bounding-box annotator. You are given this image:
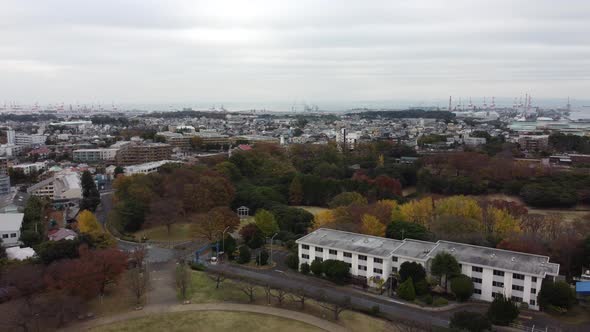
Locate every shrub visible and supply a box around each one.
[286,253,299,270]
[433,297,448,306]
[538,280,576,310]
[256,249,269,265]
[487,295,519,326]
[450,311,492,332]
[300,262,310,275]
[451,274,474,302]
[399,261,426,283]
[322,259,350,285]
[421,294,433,305]
[414,278,430,296]
[397,277,416,301]
[237,246,251,264]
[310,259,323,276]
[189,262,206,271]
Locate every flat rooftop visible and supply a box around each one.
[296,228,403,257]
[0,213,24,232]
[427,241,559,277]
[392,239,437,261]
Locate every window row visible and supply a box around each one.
[1,233,17,239]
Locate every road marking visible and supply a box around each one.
[274,270,284,273]
[519,315,533,320]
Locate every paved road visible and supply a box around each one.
[96,191,175,263]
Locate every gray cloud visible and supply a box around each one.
[0,0,588,107]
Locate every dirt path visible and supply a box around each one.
[145,261,178,305]
[62,303,347,332]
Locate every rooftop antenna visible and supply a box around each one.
[566,97,571,111]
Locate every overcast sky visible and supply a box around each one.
[1,0,589,108]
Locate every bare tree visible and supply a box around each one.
[129,245,147,268]
[317,292,351,321]
[176,261,191,302]
[289,287,307,310]
[270,288,287,306]
[263,284,272,305]
[208,272,226,289]
[237,279,256,303]
[129,266,149,307]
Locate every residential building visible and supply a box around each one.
[115,142,173,166]
[48,228,78,241]
[124,160,182,175]
[0,213,24,247]
[156,132,192,150]
[517,135,549,151]
[14,133,47,146]
[0,175,10,196]
[73,148,118,163]
[297,228,560,310]
[27,171,82,200]
[11,162,47,175]
[463,135,487,147]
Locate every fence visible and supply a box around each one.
[509,323,549,332]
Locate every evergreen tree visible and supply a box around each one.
[80,171,101,212]
[487,295,519,326]
[397,277,416,301]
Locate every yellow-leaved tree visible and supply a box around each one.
[313,210,335,230]
[361,214,386,237]
[434,196,482,221]
[78,210,102,236]
[399,197,434,228]
[489,207,521,239]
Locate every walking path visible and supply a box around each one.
[62,303,347,332]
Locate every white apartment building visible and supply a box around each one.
[123,160,182,175]
[14,133,47,146]
[0,213,24,247]
[297,228,560,310]
[73,148,118,163]
[11,162,47,175]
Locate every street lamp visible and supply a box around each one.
[270,233,278,265]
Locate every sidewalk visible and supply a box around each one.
[63,303,348,332]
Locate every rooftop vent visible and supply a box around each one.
[450,248,456,252]
[511,257,516,262]
[490,253,496,258]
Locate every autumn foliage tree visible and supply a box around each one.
[190,206,240,241]
[78,210,102,236]
[361,214,386,237]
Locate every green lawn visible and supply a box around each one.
[188,271,249,303]
[294,206,329,216]
[133,223,194,242]
[90,311,322,332]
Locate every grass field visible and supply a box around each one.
[90,311,323,332]
[133,223,193,242]
[187,271,411,331]
[188,271,250,303]
[294,206,330,216]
